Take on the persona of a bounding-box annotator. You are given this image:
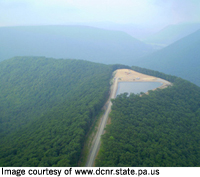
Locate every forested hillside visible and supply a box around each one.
[137,29,200,86]
[96,67,200,167]
[0,57,116,166]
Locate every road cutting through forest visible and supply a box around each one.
[85,69,172,167]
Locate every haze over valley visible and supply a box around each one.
[1,0,200,168]
[0,25,153,64]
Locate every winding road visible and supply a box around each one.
[85,77,118,167]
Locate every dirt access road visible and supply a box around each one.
[85,74,118,167]
[85,69,171,167]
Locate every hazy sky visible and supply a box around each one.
[1,0,200,27]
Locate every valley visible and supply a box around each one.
[0,25,199,87]
[0,26,153,65]
[1,0,200,170]
[0,21,199,168]
[137,29,200,86]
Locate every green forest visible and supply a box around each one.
[0,57,125,166]
[1,56,200,167]
[96,67,200,167]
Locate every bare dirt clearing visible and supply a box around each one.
[114,69,172,89]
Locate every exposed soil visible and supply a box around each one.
[114,69,172,89]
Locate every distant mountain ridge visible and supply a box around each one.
[143,23,200,46]
[136,29,200,86]
[71,22,158,39]
[0,25,153,65]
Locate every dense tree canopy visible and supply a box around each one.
[0,57,114,166]
[1,57,200,167]
[96,67,200,167]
